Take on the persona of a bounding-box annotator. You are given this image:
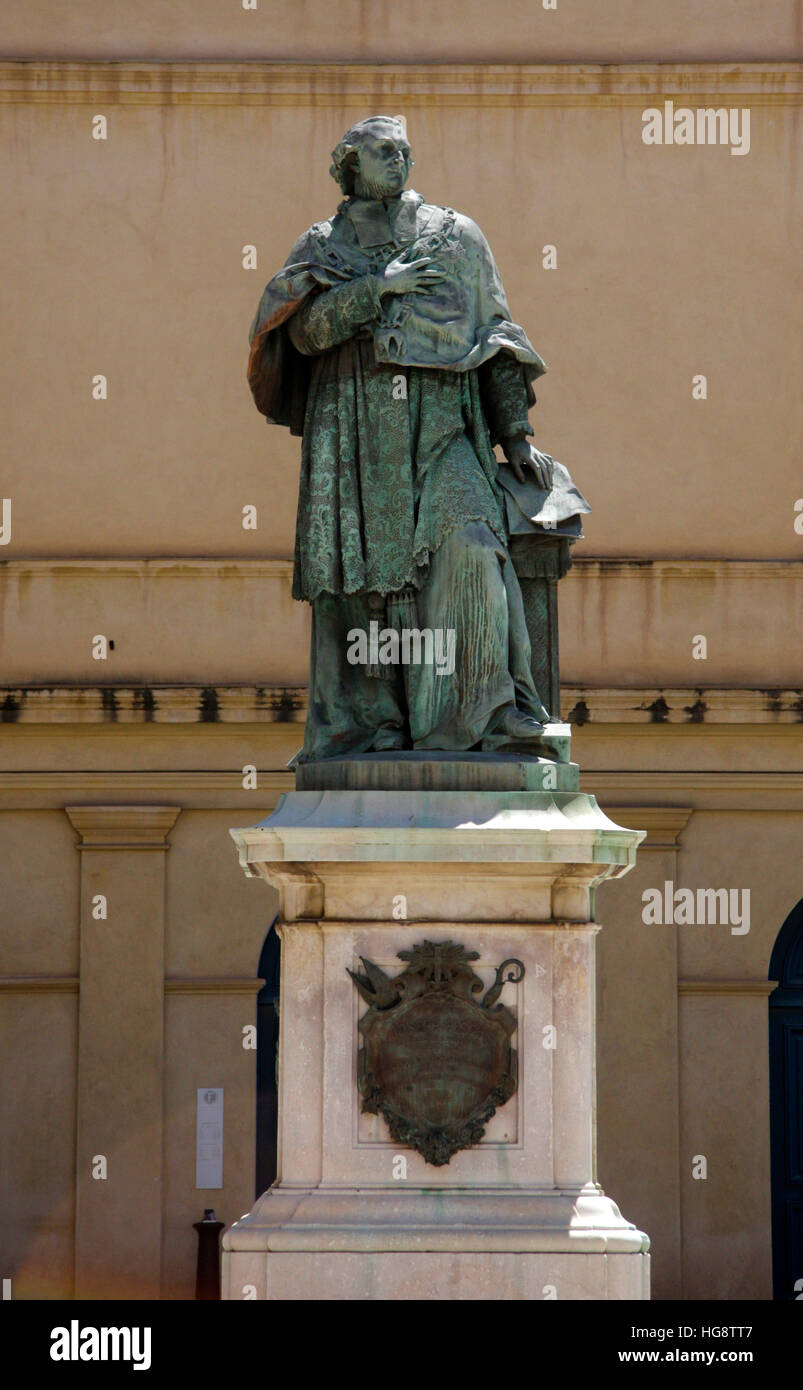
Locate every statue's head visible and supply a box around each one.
[330,116,413,200]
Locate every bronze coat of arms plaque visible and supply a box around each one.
[348,940,524,1166]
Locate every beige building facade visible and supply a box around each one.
[1,4,801,1300]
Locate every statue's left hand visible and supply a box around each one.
[503,438,555,491]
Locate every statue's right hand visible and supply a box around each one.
[378,255,445,298]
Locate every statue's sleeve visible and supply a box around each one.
[479,352,536,445]
[287,276,383,355]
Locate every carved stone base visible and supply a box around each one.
[224,786,650,1301]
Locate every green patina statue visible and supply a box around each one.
[248,116,588,764]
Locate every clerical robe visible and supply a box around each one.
[248,191,559,761]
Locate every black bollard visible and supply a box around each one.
[193,1208,225,1300]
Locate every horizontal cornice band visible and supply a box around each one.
[565,688,803,725]
[0,772,801,816]
[0,976,79,993]
[0,975,261,994]
[0,558,798,578]
[678,979,777,996]
[0,771,293,792]
[586,773,803,793]
[0,686,308,725]
[164,977,262,994]
[2,685,801,726]
[0,558,296,578]
[0,62,798,107]
[0,975,776,996]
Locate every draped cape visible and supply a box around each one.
[247,192,548,434]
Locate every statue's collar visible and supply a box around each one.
[340,190,422,248]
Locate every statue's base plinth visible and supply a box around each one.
[225,772,650,1301]
[295,723,575,792]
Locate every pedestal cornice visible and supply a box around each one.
[231,788,644,922]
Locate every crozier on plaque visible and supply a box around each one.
[347,940,524,1166]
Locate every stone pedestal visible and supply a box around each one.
[223,741,650,1300]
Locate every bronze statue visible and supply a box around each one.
[248,116,588,764]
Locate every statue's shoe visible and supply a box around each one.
[488,709,545,741]
[371,732,407,752]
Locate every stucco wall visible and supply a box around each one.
[0,0,799,62]
[1,65,799,563]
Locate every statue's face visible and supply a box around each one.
[353,125,412,199]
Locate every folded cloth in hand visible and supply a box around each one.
[496,458,591,538]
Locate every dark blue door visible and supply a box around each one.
[769,897,803,1301]
[255,917,280,1199]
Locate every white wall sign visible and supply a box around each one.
[196,1087,223,1189]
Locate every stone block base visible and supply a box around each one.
[224,1248,650,1301]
